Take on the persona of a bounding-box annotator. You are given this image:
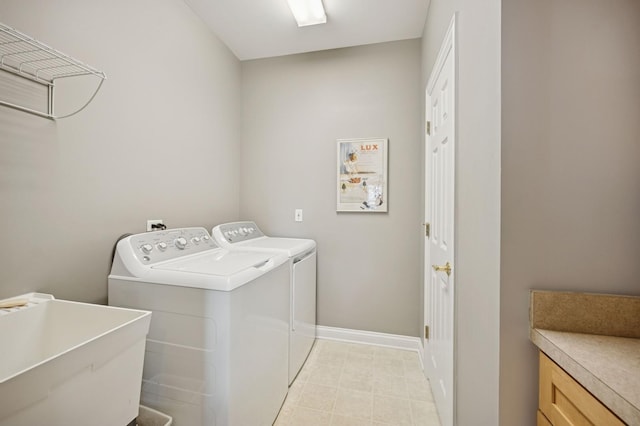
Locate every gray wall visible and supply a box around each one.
[421,0,501,424]
[501,0,640,423]
[240,40,423,337]
[0,0,242,302]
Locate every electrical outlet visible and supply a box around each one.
[294,209,303,222]
[146,219,164,231]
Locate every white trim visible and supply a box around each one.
[316,325,425,369]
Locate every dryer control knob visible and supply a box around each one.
[140,244,154,254]
[175,237,188,249]
[192,237,201,244]
[157,242,168,251]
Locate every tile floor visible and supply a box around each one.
[275,339,442,426]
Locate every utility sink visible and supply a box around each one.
[0,293,151,426]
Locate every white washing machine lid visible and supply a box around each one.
[114,248,287,291]
[152,249,273,276]
[109,227,289,292]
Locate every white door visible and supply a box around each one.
[424,15,456,426]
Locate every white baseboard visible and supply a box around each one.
[316,325,425,369]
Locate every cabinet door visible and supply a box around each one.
[539,352,625,426]
[537,410,552,426]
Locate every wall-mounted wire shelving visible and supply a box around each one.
[0,22,106,119]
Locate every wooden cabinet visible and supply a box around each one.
[538,352,625,425]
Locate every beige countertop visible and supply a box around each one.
[530,290,640,425]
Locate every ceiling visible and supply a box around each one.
[183,0,431,61]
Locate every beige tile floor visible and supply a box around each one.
[275,339,442,426]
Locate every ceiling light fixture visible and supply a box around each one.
[286,0,327,27]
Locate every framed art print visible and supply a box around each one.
[336,138,388,212]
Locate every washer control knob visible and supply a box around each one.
[140,243,154,254]
[239,227,248,236]
[202,235,210,241]
[192,237,201,244]
[175,237,188,250]
[157,242,168,251]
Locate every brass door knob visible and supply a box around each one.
[432,262,452,276]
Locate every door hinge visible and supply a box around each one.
[425,325,430,340]
[426,121,431,136]
[424,222,430,238]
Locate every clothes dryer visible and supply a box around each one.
[108,227,289,426]
[212,221,316,384]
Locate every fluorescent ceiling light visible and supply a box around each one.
[286,0,327,27]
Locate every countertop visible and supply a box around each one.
[530,290,640,425]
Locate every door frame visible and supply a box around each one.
[424,13,457,426]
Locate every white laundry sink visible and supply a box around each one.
[0,293,151,426]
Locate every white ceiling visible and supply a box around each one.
[183,0,431,61]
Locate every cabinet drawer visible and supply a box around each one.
[539,352,625,425]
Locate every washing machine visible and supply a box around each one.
[212,221,316,384]
[108,227,289,426]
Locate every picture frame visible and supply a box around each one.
[336,138,388,212]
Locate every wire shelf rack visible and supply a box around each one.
[0,22,106,119]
